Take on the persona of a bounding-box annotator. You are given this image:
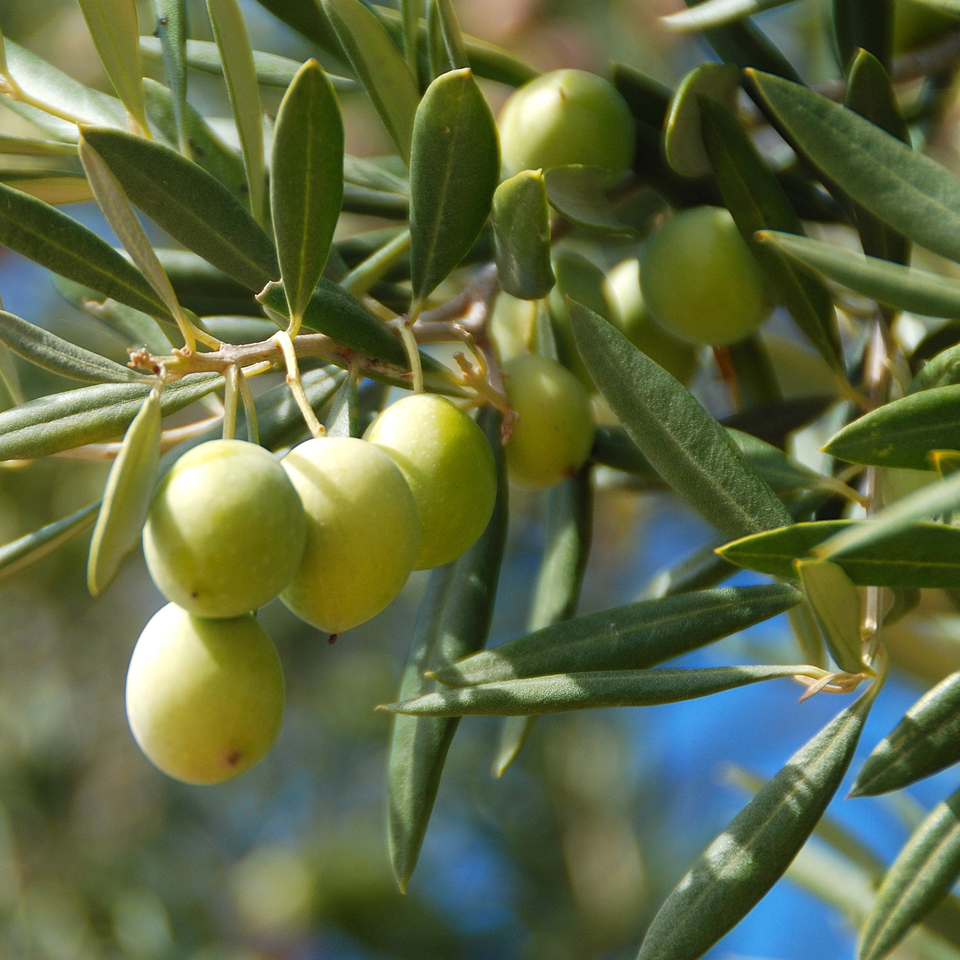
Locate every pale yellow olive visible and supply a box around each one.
[280,437,420,634]
[125,603,285,785]
[639,206,773,346]
[143,439,307,619]
[365,394,497,569]
[498,69,635,181]
[503,354,596,488]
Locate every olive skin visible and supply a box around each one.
[502,354,596,489]
[280,437,420,634]
[365,394,497,569]
[143,439,307,619]
[126,603,285,785]
[639,206,773,347]
[498,69,635,181]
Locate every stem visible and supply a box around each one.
[274,331,325,438]
[222,364,239,440]
[238,368,259,445]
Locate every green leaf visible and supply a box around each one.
[254,365,344,451]
[911,0,960,13]
[860,787,960,960]
[0,134,78,158]
[272,60,344,325]
[0,180,171,321]
[492,169,554,301]
[409,68,499,303]
[321,0,420,164]
[852,670,960,797]
[384,664,822,717]
[324,374,359,439]
[432,583,801,687]
[796,559,863,674]
[206,0,266,221]
[665,63,740,179]
[758,230,960,322]
[87,390,161,595]
[0,309,145,383]
[246,0,343,59]
[0,501,100,582]
[0,373,221,460]
[387,407,507,891]
[151,0,188,151]
[661,0,796,31]
[400,0,420,80]
[427,0,468,77]
[834,0,893,72]
[81,127,279,291]
[542,165,642,235]
[748,71,960,265]
[635,685,877,960]
[641,537,739,599]
[825,384,960,470]
[700,99,845,374]
[720,519,960,588]
[570,299,793,540]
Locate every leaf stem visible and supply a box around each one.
[274,330,325,438]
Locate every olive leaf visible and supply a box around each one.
[796,559,863,674]
[0,502,100,582]
[661,0,797,31]
[151,0,188,151]
[492,170,555,301]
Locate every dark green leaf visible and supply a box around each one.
[722,518,960,588]
[432,583,801,687]
[272,60,344,325]
[834,0,893,72]
[492,170,554,301]
[246,0,343,59]
[860,787,960,960]
[0,373,221,460]
[387,408,507,890]
[0,501,100,582]
[427,0,468,77]
[635,685,876,960]
[254,365,344,451]
[852,671,960,797]
[81,127,279,291]
[151,0,188,151]
[542,166,641,235]
[409,68,499,303]
[570,299,793,540]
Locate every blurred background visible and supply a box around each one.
[1,1,960,958]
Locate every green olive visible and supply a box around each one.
[143,439,307,619]
[503,354,596,488]
[365,394,497,569]
[126,603,285,785]
[498,69,635,181]
[280,437,420,634]
[639,206,773,346]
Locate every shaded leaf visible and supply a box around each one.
[543,165,642,235]
[834,0,893,72]
[570,299,793,540]
[324,374,358,438]
[635,684,877,960]
[246,0,343,59]
[87,391,161,594]
[81,127,279,290]
[662,0,796,31]
[151,0,188,151]
[254,365,344,451]
[409,68,499,303]
[797,559,863,674]
[492,169,554,301]
[860,787,960,960]
[432,583,801,687]
[0,502,100,582]
[427,0,468,77]
[271,60,344,325]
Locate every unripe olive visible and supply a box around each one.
[604,257,699,385]
[503,354,596,488]
[126,603,285,785]
[280,437,420,634]
[498,69,635,181]
[365,394,497,569]
[143,439,307,619]
[639,206,773,346]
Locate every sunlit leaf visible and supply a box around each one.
[0,501,100,582]
[151,0,188,151]
[796,559,863,674]
[661,0,796,32]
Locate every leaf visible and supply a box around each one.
[321,0,420,164]
[834,0,893,72]
[569,299,793,540]
[720,519,960,588]
[641,537,739,599]
[825,384,960,470]
[206,0,266,221]
[0,373,221,460]
[151,0,188,151]
[272,60,344,326]
[0,133,78,157]
[748,71,960,266]
[387,408,507,891]
[87,391,161,594]
[911,0,960,13]
[661,0,797,31]
[635,685,877,960]
[0,309,145,383]
[542,165,642,235]
[254,365,344,451]
[324,374,358,438]
[860,787,960,960]
[796,559,863,674]
[432,583,801,687]
[384,664,823,717]
[0,180,171,321]
[81,127,279,291]
[0,501,100,581]
[246,0,343,59]
[852,671,960,797]
[409,68,499,303]
[700,99,845,374]
[492,169,555,301]
[427,0,468,77]
[400,0,420,80]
